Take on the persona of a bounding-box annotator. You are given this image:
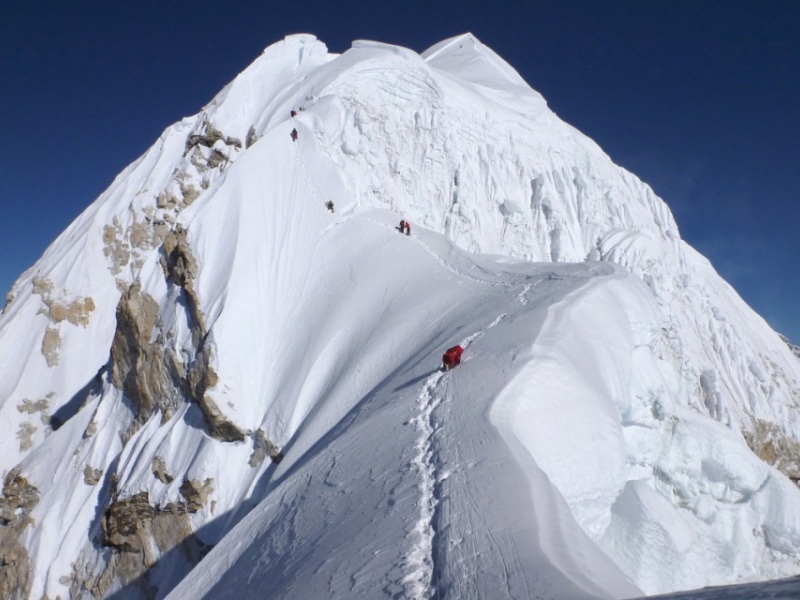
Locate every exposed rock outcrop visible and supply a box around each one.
[151,456,174,484]
[744,419,800,480]
[98,490,203,597]
[15,422,36,452]
[103,209,171,276]
[159,226,245,442]
[108,227,244,443]
[32,276,95,327]
[179,181,201,206]
[103,218,132,275]
[196,387,245,442]
[245,125,258,149]
[187,349,244,443]
[249,429,284,467]
[42,326,61,367]
[184,121,242,155]
[156,190,180,211]
[88,196,248,596]
[2,291,14,315]
[17,397,50,415]
[83,466,104,486]
[31,277,93,366]
[109,283,184,426]
[179,478,214,513]
[109,276,244,442]
[161,226,198,294]
[0,469,39,600]
[206,148,228,170]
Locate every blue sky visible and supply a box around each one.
[1,1,798,341]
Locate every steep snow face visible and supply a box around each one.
[0,33,334,467]
[2,32,800,600]
[491,273,800,593]
[305,31,800,441]
[283,32,800,472]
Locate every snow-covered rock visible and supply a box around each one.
[1,33,800,599]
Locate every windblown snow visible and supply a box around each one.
[2,33,800,600]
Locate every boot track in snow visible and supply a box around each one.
[403,314,508,599]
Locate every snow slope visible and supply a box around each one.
[166,241,642,600]
[2,33,800,599]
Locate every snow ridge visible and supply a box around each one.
[361,212,538,291]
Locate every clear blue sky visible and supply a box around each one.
[2,1,798,341]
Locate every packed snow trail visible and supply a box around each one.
[292,121,338,212]
[404,369,444,598]
[360,210,549,290]
[428,286,641,600]
[403,314,509,598]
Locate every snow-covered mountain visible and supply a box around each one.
[2,33,800,600]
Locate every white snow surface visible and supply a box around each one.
[1,33,800,599]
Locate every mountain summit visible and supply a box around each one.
[2,33,800,600]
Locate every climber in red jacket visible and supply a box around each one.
[442,345,463,370]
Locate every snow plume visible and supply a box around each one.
[1,32,800,600]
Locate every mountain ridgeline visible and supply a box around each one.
[1,34,800,600]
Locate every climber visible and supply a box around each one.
[291,128,298,141]
[326,200,335,213]
[291,109,298,117]
[441,345,463,371]
[399,220,411,235]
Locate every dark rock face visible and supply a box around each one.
[159,226,245,442]
[110,282,174,424]
[245,125,258,149]
[161,225,200,306]
[184,122,242,156]
[0,469,39,600]
[12,119,256,598]
[103,492,160,554]
[98,488,206,598]
[152,456,174,484]
[744,419,800,481]
[179,478,214,513]
[89,220,250,594]
[84,465,104,486]
[109,225,245,442]
[249,429,284,467]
